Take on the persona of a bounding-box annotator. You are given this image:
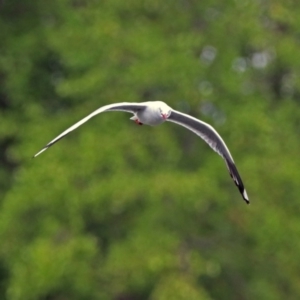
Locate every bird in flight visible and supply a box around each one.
[34,101,249,204]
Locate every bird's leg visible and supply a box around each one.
[135,119,143,125]
[130,115,143,125]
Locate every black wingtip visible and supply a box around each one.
[226,159,249,205]
[237,184,250,205]
[241,188,250,205]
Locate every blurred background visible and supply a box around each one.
[1,0,300,299]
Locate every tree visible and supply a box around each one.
[1,0,300,299]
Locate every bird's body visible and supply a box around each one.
[34,101,249,204]
[129,101,171,126]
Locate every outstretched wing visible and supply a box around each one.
[167,109,249,204]
[34,102,147,157]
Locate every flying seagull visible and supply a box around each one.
[34,101,249,204]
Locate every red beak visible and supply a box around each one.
[161,113,168,120]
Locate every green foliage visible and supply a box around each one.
[1,0,300,299]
